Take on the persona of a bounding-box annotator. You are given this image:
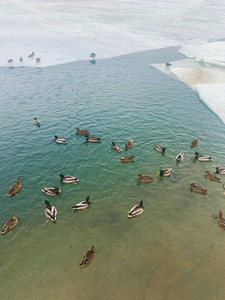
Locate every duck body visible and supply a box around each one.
[158,168,173,177]
[176,152,184,162]
[43,201,57,222]
[125,140,133,149]
[79,245,96,267]
[54,135,67,144]
[194,152,212,161]
[190,139,199,147]
[205,171,222,182]
[28,52,35,58]
[112,142,122,152]
[119,155,134,163]
[41,187,61,196]
[217,208,225,230]
[190,183,209,195]
[36,58,41,63]
[7,59,13,63]
[85,136,101,143]
[34,117,41,126]
[89,53,96,59]
[72,196,91,210]
[7,178,21,197]
[75,127,90,135]
[154,145,166,153]
[58,174,79,184]
[128,200,144,218]
[215,167,225,175]
[137,174,154,183]
[1,214,18,234]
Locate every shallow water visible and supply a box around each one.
[1,48,225,300]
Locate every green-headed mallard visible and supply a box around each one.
[41,187,61,196]
[125,140,133,149]
[54,135,67,144]
[217,208,225,230]
[154,145,166,153]
[205,171,222,182]
[137,174,154,183]
[7,178,21,197]
[190,182,209,195]
[58,174,79,184]
[215,167,225,175]
[33,117,41,126]
[158,168,173,177]
[43,200,57,222]
[1,214,18,234]
[112,142,122,152]
[84,135,101,143]
[75,127,90,135]
[176,152,184,162]
[79,245,96,267]
[119,155,134,163]
[190,139,199,147]
[72,196,91,210]
[193,152,212,161]
[128,200,144,218]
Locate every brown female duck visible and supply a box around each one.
[7,178,21,197]
[125,140,133,149]
[75,127,90,135]
[137,174,154,183]
[205,171,222,182]
[119,155,134,163]
[217,208,225,230]
[1,214,18,234]
[190,139,199,147]
[190,183,209,195]
[79,245,96,267]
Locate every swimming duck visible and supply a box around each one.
[119,155,135,163]
[84,135,101,143]
[193,152,212,161]
[190,139,199,147]
[7,59,13,63]
[58,174,79,184]
[158,168,173,177]
[153,145,167,153]
[41,187,61,196]
[33,117,41,126]
[1,214,18,234]
[43,200,57,222]
[204,171,222,182]
[176,152,184,162]
[75,127,90,135]
[215,167,225,175]
[190,183,209,195]
[36,58,41,63]
[79,245,96,267]
[112,142,122,152]
[19,57,23,62]
[216,208,225,230]
[89,53,96,59]
[125,140,133,149]
[165,62,172,67]
[72,196,91,210]
[137,174,154,183]
[28,52,35,58]
[7,178,21,197]
[54,135,67,144]
[128,200,144,218]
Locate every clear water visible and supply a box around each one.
[1,48,225,300]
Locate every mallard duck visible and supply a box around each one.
[176,152,184,162]
[54,135,67,144]
[112,142,122,152]
[190,183,209,195]
[217,208,225,230]
[153,145,166,153]
[190,139,199,147]
[41,187,61,196]
[33,117,41,126]
[137,174,154,183]
[193,152,212,161]
[128,200,144,218]
[7,178,21,197]
[125,140,133,149]
[205,171,222,182]
[1,214,18,234]
[28,52,35,58]
[58,174,79,184]
[43,200,57,222]
[75,127,90,135]
[84,135,101,143]
[119,155,134,163]
[158,168,173,177]
[79,245,96,267]
[72,196,91,210]
[215,167,225,175]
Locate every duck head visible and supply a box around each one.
[162,147,166,153]
[215,167,220,173]
[54,135,58,139]
[43,200,51,207]
[55,187,61,194]
[139,200,143,207]
[86,196,92,202]
[193,152,199,157]
[58,174,64,180]
[158,170,164,176]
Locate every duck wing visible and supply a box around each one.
[45,206,57,221]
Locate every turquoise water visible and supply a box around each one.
[1,47,225,300]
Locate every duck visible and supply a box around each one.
[79,245,96,267]
[58,174,79,184]
[128,200,144,218]
[190,139,199,147]
[193,152,212,161]
[190,183,209,195]
[84,135,101,143]
[125,140,133,149]
[28,52,35,58]
[43,200,57,222]
[7,178,21,197]
[75,127,90,135]
[215,167,225,175]
[36,58,41,63]
[119,155,135,163]
[89,53,96,59]
[54,135,67,144]
[41,187,61,196]
[204,171,222,182]
[1,214,18,235]
[33,117,41,126]
[112,142,122,152]
[7,59,13,63]
[216,208,225,230]
[19,57,23,62]
[153,145,166,153]
[176,152,184,162]
[137,174,154,183]
[165,62,172,67]
[72,196,91,210]
[158,168,173,177]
